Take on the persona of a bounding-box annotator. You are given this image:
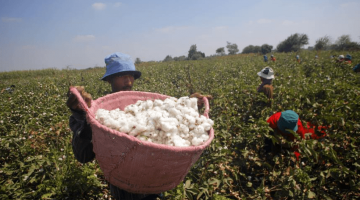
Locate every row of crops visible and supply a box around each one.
[0,51,359,199]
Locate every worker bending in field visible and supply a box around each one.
[256,67,274,107]
[264,110,329,160]
[66,52,211,200]
[344,54,352,64]
[264,110,305,160]
[336,55,345,63]
[270,55,276,62]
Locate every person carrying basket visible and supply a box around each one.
[66,52,212,200]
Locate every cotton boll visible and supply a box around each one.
[109,108,121,120]
[119,124,132,133]
[189,110,199,118]
[201,122,212,131]
[185,114,196,125]
[168,107,181,117]
[103,117,118,129]
[129,124,147,136]
[190,98,198,110]
[145,100,153,109]
[193,125,205,135]
[126,104,139,114]
[179,124,189,134]
[96,109,110,123]
[200,133,209,141]
[175,114,183,123]
[206,118,214,126]
[196,115,206,125]
[153,99,163,107]
[188,123,196,131]
[172,135,190,147]
[142,131,151,137]
[138,136,147,141]
[191,137,203,146]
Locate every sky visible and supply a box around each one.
[0,0,359,72]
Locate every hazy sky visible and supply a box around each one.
[0,0,359,71]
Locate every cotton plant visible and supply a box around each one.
[95,97,213,147]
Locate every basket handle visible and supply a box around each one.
[202,97,210,118]
[69,86,93,117]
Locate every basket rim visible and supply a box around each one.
[86,90,214,151]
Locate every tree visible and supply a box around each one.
[261,44,273,54]
[276,33,309,52]
[188,44,197,59]
[314,35,331,51]
[216,47,225,56]
[173,55,187,61]
[135,57,142,64]
[163,55,173,62]
[332,35,360,50]
[226,42,239,55]
[187,44,205,60]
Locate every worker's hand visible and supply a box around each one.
[190,92,213,108]
[66,86,92,111]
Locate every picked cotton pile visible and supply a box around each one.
[95,97,213,147]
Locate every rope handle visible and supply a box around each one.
[202,97,210,118]
[69,86,95,118]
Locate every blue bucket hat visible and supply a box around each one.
[277,110,299,133]
[101,52,141,81]
[346,54,352,60]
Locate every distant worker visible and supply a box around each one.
[257,67,274,106]
[270,55,276,62]
[344,54,352,64]
[296,55,301,63]
[353,63,360,73]
[264,55,268,62]
[337,55,345,63]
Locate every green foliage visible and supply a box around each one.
[333,35,360,51]
[135,57,142,64]
[163,55,174,62]
[242,45,261,54]
[314,35,331,51]
[226,42,239,55]
[188,44,205,60]
[1,51,360,199]
[216,47,225,56]
[261,44,273,55]
[277,33,309,52]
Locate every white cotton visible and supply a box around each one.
[184,114,196,125]
[95,96,214,147]
[179,124,189,134]
[193,125,205,135]
[190,98,198,110]
[201,122,212,131]
[191,137,204,146]
[129,124,147,136]
[172,135,190,147]
[153,99,163,107]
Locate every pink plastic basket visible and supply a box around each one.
[69,87,214,194]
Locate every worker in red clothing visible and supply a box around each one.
[344,54,352,64]
[264,110,305,160]
[270,55,276,62]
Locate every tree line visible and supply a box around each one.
[134,33,360,63]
